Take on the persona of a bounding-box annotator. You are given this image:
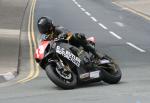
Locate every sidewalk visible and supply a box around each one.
[0,0,29,82]
[114,0,150,18]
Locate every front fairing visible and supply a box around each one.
[54,42,92,72]
[34,40,50,61]
[55,43,81,67]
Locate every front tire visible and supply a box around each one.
[45,64,77,89]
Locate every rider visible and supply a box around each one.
[37,16,110,64]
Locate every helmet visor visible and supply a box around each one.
[38,25,49,34]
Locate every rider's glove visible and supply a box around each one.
[41,34,49,40]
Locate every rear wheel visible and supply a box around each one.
[101,61,122,84]
[45,63,77,89]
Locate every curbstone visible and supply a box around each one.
[0,71,17,83]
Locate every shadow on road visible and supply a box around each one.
[45,81,127,90]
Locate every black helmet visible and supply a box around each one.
[37,17,54,34]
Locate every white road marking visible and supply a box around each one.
[91,17,97,22]
[114,21,125,27]
[85,11,91,16]
[80,8,85,11]
[109,31,122,39]
[98,23,108,30]
[74,1,78,5]
[126,42,146,52]
[73,0,146,53]
[77,4,81,8]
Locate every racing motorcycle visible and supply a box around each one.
[34,36,122,89]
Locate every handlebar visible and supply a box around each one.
[54,38,68,43]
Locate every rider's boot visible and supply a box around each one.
[73,33,111,65]
[85,44,111,65]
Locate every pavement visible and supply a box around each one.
[114,0,150,19]
[0,0,29,82]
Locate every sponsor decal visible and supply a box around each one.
[80,73,90,79]
[56,46,81,67]
[90,71,100,78]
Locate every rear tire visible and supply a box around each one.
[101,62,122,84]
[45,64,77,89]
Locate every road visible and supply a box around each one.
[0,0,150,103]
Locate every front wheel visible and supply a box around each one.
[45,64,77,89]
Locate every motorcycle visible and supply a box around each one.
[34,36,122,89]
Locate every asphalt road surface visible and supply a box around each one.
[0,0,150,103]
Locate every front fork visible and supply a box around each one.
[56,59,71,72]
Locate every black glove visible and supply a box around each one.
[75,33,86,40]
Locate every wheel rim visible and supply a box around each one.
[53,62,75,84]
[55,67,72,80]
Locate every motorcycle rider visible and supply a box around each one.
[37,17,110,64]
